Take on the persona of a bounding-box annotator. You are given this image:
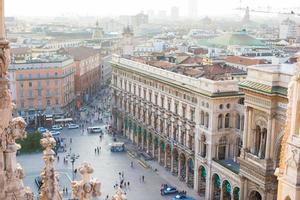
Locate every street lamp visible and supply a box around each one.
[67,153,80,181]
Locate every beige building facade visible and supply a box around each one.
[110,55,245,199]
[110,54,300,200]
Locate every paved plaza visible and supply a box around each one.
[18,124,199,200]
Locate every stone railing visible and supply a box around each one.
[111,54,239,95]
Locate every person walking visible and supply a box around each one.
[142,175,144,182]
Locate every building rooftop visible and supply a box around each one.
[198,30,265,47]
[111,54,241,97]
[225,56,268,66]
[239,63,297,96]
[62,46,99,61]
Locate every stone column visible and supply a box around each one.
[152,140,155,157]
[270,116,276,158]
[178,157,181,178]
[164,150,167,168]
[158,146,161,163]
[265,115,273,159]
[246,108,253,150]
[193,161,198,192]
[185,159,189,183]
[146,136,150,154]
[239,177,245,200]
[170,153,174,173]
[141,132,144,150]
[242,107,249,149]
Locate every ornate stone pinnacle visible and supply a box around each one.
[39,132,61,200]
[71,162,101,200]
[40,131,56,151]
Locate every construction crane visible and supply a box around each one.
[236,6,300,16]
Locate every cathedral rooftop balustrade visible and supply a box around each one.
[111,54,240,97]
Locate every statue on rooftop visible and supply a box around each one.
[0,46,9,78]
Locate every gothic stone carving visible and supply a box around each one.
[71,162,101,200]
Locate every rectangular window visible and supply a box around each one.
[190,108,195,122]
[20,82,24,88]
[55,80,58,86]
[174,103,178,114]
[55,98,59,105]
[138,87,141,97]
[143,89,146,99]
[149,91,152,102]
[155,94,158,105]
[161,97,164,108]
[29,82,32,87]
[20,89,24,97]
[38,90,42,97]
[182,106,186,118]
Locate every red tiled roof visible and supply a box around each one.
[64,46,99,61]
[148,61,175,69]
[225,56,267,66]
[180,56,203,64]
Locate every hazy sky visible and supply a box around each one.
[5,0,300,17]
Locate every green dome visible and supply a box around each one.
[198,30,265,47]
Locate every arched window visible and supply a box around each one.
[225,113,230,128]
[200,111,204,126]
[238,98,244,105]
[201,135,207,158]
[236,114,241,130]
[218,114,223,129]
[218,136,227,160]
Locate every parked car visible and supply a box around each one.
[68,123,79,129]
[87,126,103,133]
[171,193,195,200]
[51,125,63,131]
[161,184,178,196]
[34,176,42,190]
[37,127,48,134]
[50,130,61,136]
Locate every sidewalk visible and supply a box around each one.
[118,136,202,199]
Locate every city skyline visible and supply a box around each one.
[6,0,300,17]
